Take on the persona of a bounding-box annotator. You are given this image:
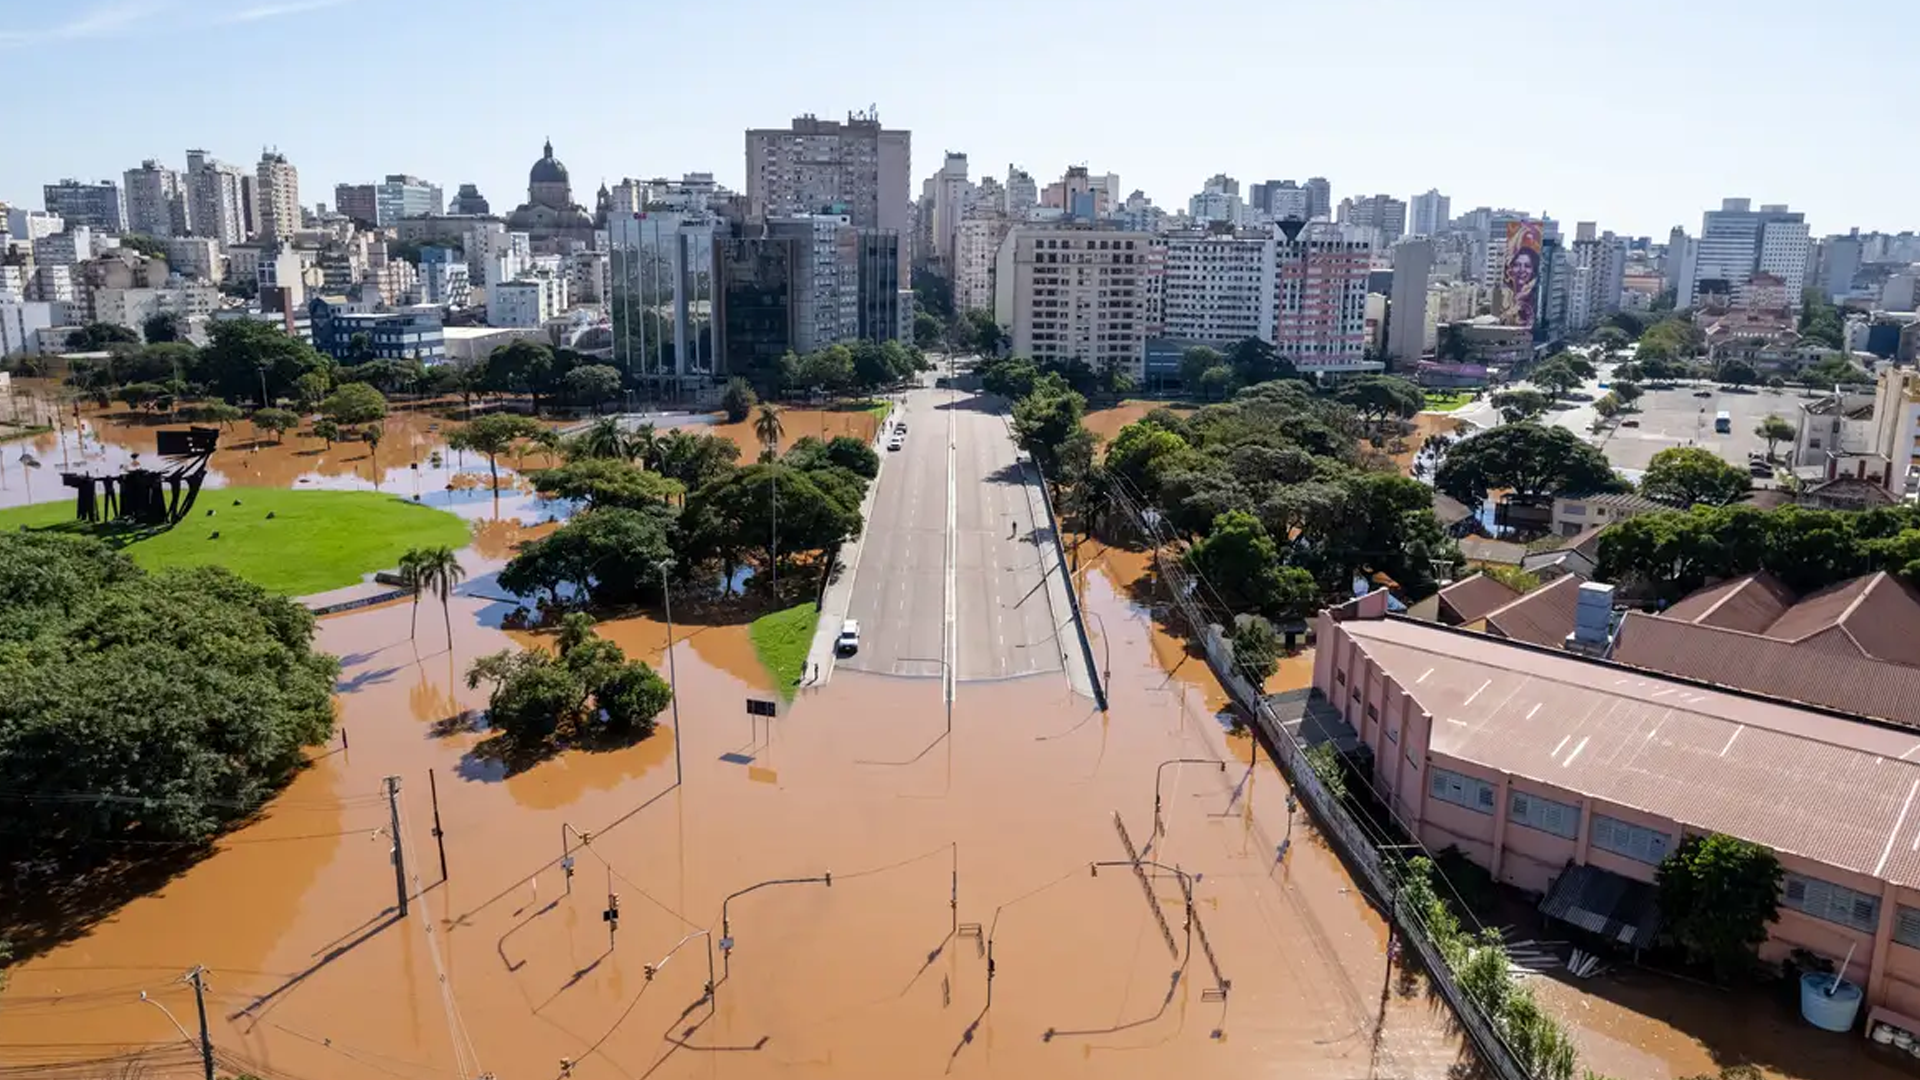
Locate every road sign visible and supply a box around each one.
[745,698,777,717]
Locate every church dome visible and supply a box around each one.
[529,139,568,185]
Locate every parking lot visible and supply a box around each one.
[1595,381,1807,474]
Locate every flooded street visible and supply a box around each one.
[0,506,1470,1080]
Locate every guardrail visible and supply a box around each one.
[1029,458,1107,711]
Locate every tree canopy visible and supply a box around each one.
[200,319,332,404]
[525,457,683,510]
[1656,834,1782,982]
[319,382,388,426]
[1100,380,1458,601]
[0,533,338,860]
[1433,423,1626,505]
[498,506,676,606]
[447,413,546,490]
[467,613,671,748]
[1334,375,1424,428]
[1596,502,1920,600]
[1010,374,1088,475]
[1491,388,1550,424]
[682,464,863,590]
[1638,447,1749,507]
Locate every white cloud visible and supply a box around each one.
[0,2,167,47]
[216,0,351,23]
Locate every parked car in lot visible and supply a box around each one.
[835,620,860,655]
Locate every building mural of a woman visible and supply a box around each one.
[1501,221,1544,328]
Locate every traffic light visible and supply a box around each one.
[603,894,620,930]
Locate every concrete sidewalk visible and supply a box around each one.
[1008,428,1096,701]
[800,403,895,689]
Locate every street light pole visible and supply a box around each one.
[658,563,683,787]
[1084,610,1111,705]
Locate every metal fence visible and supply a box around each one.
[1180,562,1529,1080]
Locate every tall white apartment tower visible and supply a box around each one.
[1409,190,1450,237]
[185,150,247,246]
[124,160,188,237]
[255,149,301,241]
[930,153,971,274]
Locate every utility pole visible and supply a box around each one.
[659,564,683,787]
[428,768,448,882]
[187,966,214,1080]
[384,775,408,916]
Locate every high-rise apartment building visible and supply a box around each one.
[1188,174,1248,227]
[124,160,190,237]
[1689,198,1808,308]
[953,215,1013,315]
[1336,194,1407,244]
[185,151,247,245]
[1566,225,1628,332]
[1409,189,1451,237]
[1251,181,1309,222]
[1272,223,1373,370]
[1821,233,1864,302]
[255,150,301,241]
[994,225,1151,378]
[1386,238,1433,365]
[1005,167,1037,218]
[334,184,378,226]
[375,175,444,225]
[1304,177,1332,221]
[43,179,126,233]
[745,112,911,280]
[1161,233,1267,345]
[930,152,971,272]
[1664,226,1695,304]
[767,215,863,354]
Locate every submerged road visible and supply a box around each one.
[837,377,1081,687]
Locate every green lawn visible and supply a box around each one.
[0,424,52,443]
[1422,390,1474,412]
[0,487,470,596]
[749,601,818,698]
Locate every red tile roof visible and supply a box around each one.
[1436,573,1521,626]
[1344,617,1920,889]
[1662,572,1794,633]
[1482,574,1583,648]
[1612,612,1920,729]
[1662,571,1920,667]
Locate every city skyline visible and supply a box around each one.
[5,0,1917,240]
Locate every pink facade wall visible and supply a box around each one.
[1313,614,1920,1016]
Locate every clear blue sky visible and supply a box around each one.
[5,0,1912,240]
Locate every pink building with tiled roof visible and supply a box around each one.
[1314,591,1920,1027]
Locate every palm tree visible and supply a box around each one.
[626,422,661,469]
[532,427,562,463]
[753,404,784,462]
[412,546,467,654]
[397,549,427,643]
[574,416,627,460]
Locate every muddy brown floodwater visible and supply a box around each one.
[0,508,1485,1080]
[1081,401,1195,446]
